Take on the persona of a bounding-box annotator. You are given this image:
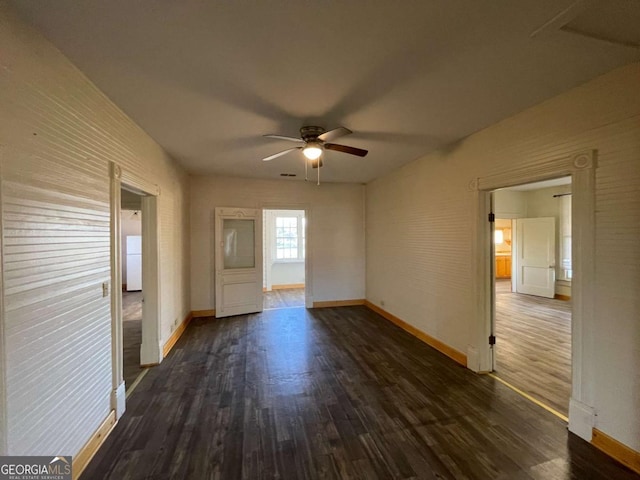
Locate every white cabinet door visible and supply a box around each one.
[215,207,263,317]
[126,235,142,290]
[126,235,142,254]
[126,254,142,291]
[515,217,555,298]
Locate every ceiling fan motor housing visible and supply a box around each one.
[300,126,326,141]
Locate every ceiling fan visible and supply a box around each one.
[262,126,368,169]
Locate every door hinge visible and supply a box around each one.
[488,213,495,222]
[489,335,496,345]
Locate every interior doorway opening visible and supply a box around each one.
[263,209,306,309]
[491,176,573,418]
[120,189,144,392]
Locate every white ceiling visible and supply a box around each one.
[9,0,640,183]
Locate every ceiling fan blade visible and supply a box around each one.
[324,143,368,157]
[262,147,302,162]
[317,126,352,142]
[264,134,304,143]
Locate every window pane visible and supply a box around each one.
[223,219,255,268]
[276,216,298,260]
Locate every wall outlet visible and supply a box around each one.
[102,282,109,297]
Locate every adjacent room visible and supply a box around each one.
[493,178,573,418]
[263,209,306,309]
[120,190,144,392]
[1,1,639,479]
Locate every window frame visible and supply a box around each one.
[273,212,305,263]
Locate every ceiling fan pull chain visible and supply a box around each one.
[304,156,308,181]
[317,158,320,186]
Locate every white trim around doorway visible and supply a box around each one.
[261,203,312,309]
[471,149,597,441]
[109,162,161,420]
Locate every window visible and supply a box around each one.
[268,210,306,262]
[275,217,298,259]
[275,213,305,261]
[494,229,504,244]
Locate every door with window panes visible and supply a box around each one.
[215,207,263,317]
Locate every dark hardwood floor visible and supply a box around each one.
[123,291,143,390]
[264,287,305,309]
[82,306,638,480]
[495,280,571,416]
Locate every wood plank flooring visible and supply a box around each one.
[82,306,638,480]
[495,280,571,416]
[264,287,305,309]
[123,291,143,390]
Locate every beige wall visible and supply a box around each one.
[190,176,365,310]
[366,63,640,450]
[0,6,190,457]
[494,190,527,218]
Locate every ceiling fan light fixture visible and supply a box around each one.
[303,142,323,160]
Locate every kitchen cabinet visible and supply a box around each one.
[496,255,511,279]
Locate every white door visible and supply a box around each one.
[515,217,556,298]
[215,207,263,317]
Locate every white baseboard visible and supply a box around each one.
[569,397,595,441]
[140,340,163,367]
[111,381,126,419]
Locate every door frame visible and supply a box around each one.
[261,203,312,308]
[109,162,161,419]
[473,149,596,441]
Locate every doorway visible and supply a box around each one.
[475,150,596,440]
[491,177,573,418]
[263,209,306,309]
[121,190,144,392]
[110,164,161,418]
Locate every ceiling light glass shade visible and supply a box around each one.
[303,144,322,160]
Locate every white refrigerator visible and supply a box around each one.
[126,235,142,291]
